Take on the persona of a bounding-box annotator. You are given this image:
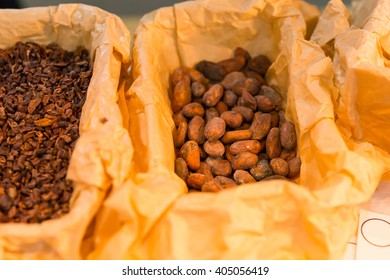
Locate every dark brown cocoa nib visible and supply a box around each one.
[0,42,92,223]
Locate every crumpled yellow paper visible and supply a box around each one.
[312,0,390,174]
[0,4,132,259]
[85,0,389,260]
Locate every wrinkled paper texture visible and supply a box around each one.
[0,4,132,259]
[86,0,388,260]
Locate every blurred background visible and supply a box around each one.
[2,0,352,15]
[0,0,352,33]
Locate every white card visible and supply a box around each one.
[356,209,390,259]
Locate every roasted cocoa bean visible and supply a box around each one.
[221,72,246,90]
[249,112,271,140]
[174,121,187,148]
[203,140,225,157]
[196,60,226,81]
[187,173,206,190]
[182,102,205,118]
[248,55,272,76]
[280,122,297,150]
[233,170,256,185]
[180,140,201,170]
[232,106,254,122]
[175,157,189,182]
[206,157,232,177]
[202,84,224,107]
[204,117,226,141]
[287,157,301,178]
[250,159,272,180]
[231,152,258,170]
[188,116,206,144]
[230,140,263,155]
[266,128,282,159]
[220,111,243,129]
[221,130,252,144]
[172,80,191,113]
[270,158,289,176]
[217,56,246,73]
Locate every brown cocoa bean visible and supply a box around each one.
[266,127,282,159]
[205,107,219,123]
[187,173,206,190]
[221,72,246,90]
[255,95,275,113]
[250,159,272,180]
[196,60,226,81]
[280,149,296,161]
[215,176,237,188]
[201,179,223,192]
[244,70,267,86]
[234,47,251,61]
[221,130,252,144]
[173,121,187,148]
[220,111,243,129]
[249,112,271,140]
[232,78,259,96]
[248,55,271,76]
[232,106,254,122]
[188,116,206,144]
[270,111,279,128]
[224,145,234,162]
[233,170,256,185]
[196,162,214,180]
[206,157,232,177]
[232,79,246,96]
[180,140,200,170]
[270,158,289,176]
[230,140,262,155]
[204,117,226,141]
[172,80,191,113]
[239,91,257,111]
[172,66,190,88]
[280,122,297,150]
[231,152,258,170]
[244,78,261,95]
[223,90,238,107]
[261,85,282,110]
[173,111,187,127]
[182,102,205,118]
[261,175,288,182]
[202,84,224,107]
[175,157,189,182]
[278,111,286,127]
[287,157,301,178]
[188,68,208,84]
[203,140,225,157]
[191,81,206,97]
[218,56,246,73]
[216,101,229,114]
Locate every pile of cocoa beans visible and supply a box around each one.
[171,47,301,192]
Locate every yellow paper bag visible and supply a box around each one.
[334,0,390,157]
[0,4,132,259]
[89,0,387,260]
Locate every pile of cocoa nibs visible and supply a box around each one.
[171,47,301,192]
[0,42,92,223]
